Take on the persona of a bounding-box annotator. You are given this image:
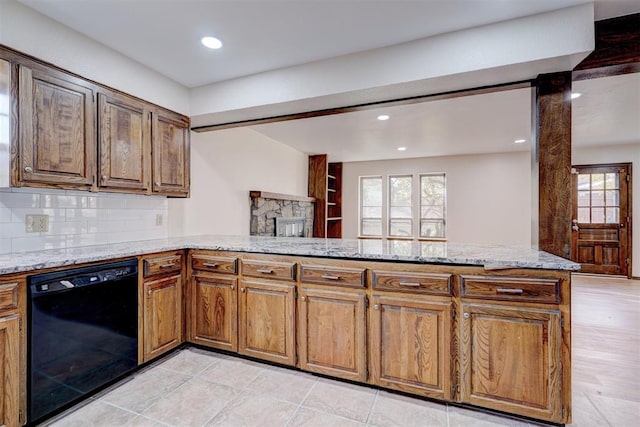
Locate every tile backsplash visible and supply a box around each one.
[0,187,168,255]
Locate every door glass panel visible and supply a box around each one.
[577,174,591,190]
[605,190,619,207]
[605,173,619,189]
[591,174,605,190]
[592,207,605,223]
[591,191,605,207]
[578,208,590,223]
[606,208,619,224]
[577,191,590,207]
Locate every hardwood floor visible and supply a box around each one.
[570,273,640,426]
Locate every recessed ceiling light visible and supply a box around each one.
[201,36,222,49]
[514,139,526,144]
[571,93,581,100]
[397,147,407,151]
[377,115,390,121]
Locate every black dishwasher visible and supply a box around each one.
[28,259,138,424]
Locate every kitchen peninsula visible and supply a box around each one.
[0,236,578,425]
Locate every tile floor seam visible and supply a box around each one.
[127,413,174,427]
[197,381,248,427]
[582,391,615,427]
[364,389,379,425]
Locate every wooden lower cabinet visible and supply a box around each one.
[459,302,563,422]
[370,294,452,399]
[189,274,237,352]
[297,287,367,381]
[238,279,296,365]
[143,274,183,362]
[0,315,20,427]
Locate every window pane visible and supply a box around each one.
[361,219,382,236]
[591,207,605,223]
[605,173,619,190]
[421,241,446,257]
[591,191,605,207]
[606,208,619,224]
[421,175,444,206]
[577,174,590,190]
[577,191,590,207]
[591,174,605,190]
[421,205,444,218]
[390,176,412,206]
[362,206,382,218]
[605,190,619,207]
[577,207,590,223]
[362,177,382,206]
[390,206,412,218]
[389,219,412,237]
[359,239,382,254]
[420,220,445,238]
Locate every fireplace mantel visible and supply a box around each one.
[249,191,316,203]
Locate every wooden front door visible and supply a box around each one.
[571,164,631,277]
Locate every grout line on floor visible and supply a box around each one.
[582,391,614,427]
[364,389,379,425]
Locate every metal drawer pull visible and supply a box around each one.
[147,289,152,295]
[321,274,341,280]
[301,296,306,301]
[159,263,175,269]
[496,288,524,294]
[257,269,274,274]
[399,282,421,287]
[230,285,235,290]
[202,262,219,268]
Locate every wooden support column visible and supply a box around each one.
[536,72,572,259]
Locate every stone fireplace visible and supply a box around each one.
[249,191,315,237]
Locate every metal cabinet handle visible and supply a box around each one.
[101,175,107,181]
[230,285,235,290]
[496,288,524,294]
[321,274,340,280]
[24,166,32,173]
[155,182,160,186]
[373,304,379,310]
[147,289,152,295]
[203,262,219,268]
[399,282,421,287]
[572,225,579,231]
[301,296,306,301]
[463,312,470,319]
[159,263,175,269]
[241,288,245,293]
[257,269,274,274]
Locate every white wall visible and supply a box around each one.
[342,151,531,246]
[0,0,189,114]
[573,143,640,277]
[0,188,168,254]
[168,128,308,237]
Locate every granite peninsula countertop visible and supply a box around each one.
[0,235,580,276]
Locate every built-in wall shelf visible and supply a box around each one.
[308,155,342,238]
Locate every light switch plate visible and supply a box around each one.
[156,214,163,226]
[26,214,49,233]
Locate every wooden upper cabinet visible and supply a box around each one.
[98,93,151,191]
[152,110,190,197]
[459,303,563,422]
[18,65,96,189]
[370,295,452,400]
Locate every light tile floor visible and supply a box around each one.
[42,274,640,427]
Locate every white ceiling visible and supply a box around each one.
[249,72,640,162]
[16,0,640,88]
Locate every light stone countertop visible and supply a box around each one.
[0,235,580,276]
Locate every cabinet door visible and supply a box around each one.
[18,65,95,188]
[238,279,295,365]
[298,287,366,381]
[460,303,563,422]
[370,295,451,399]
[144,275,183,362]
[190,274,237,352]
[152,110,189,196]
[0,315,20,427]
[98,93,150,191]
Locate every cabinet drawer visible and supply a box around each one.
[460,275,560,303]
[300,264,366,288]
[0,282,19,311]
[372,270,452,295]
[241,259,296,281]
[143,253,183,277]
[191,254,238,275]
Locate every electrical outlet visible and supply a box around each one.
[156,214,163,226]
[26,214,49,233]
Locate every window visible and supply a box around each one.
[420,174,446,238]
[577,172,620,224]
[389,175,412,237]
[358,172,446,239]
[360,176,383,236]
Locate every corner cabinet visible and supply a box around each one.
[18,65,96,189]
[152,110,190,197]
